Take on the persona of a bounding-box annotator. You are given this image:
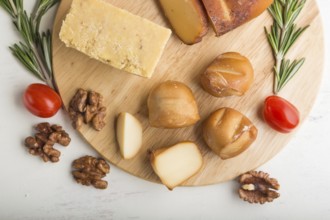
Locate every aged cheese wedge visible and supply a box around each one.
[201,0,273,36]
[59,0,172,78]
[159,0,208,45]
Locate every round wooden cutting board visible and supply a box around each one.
[52,0,324,186]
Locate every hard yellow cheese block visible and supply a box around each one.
[59,0,172,78]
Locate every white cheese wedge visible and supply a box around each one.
[150,142,203,190]
[116,112,143,160]
[59,0,172,78]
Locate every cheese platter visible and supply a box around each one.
[52,0,324,186]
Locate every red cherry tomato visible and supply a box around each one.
[23,83,62,118]
[263,96,300,133]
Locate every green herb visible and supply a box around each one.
[265,0,309,94]
[0,0,59,88]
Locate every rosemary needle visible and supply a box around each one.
[0,0,59,88]
[265,0,309,94]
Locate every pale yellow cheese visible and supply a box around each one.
[59,0,172,78]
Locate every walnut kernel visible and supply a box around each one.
[24,122,71,163]
[69,89,107,131]
[72,156,110,189]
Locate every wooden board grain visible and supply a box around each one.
[52,0,324,186]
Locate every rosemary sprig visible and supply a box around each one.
[0,0,59,88]
[265,0,309,94]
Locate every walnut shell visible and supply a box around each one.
[238,171,280,204]
[201,52,254,97]
[202,107,257,159]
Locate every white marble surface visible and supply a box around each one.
[0,1,329,219]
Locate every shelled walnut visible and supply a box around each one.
[24,122,71,162]
[238,171,280,204]
[69,89,106,131]
[72,156,110,189]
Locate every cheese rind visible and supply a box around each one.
[59,0,172,78]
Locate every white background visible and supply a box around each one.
[0,1,329,219]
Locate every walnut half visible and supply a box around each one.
[69,89,107,131]
[72,156,110,189]
[24,122,71,163]
[238,171,280,204]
